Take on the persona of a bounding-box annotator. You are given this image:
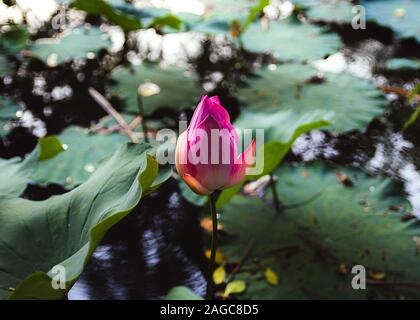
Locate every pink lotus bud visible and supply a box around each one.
[176,95,255,195]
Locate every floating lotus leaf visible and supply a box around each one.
[190,0,267,34]
[237,64,387,133]
[362,0,420,41]
[219,162,418,299]
[189,18,231,34]
[71,0,142,32]
[111,63,202,115]
[293,0,355,23]
[241,17,342,61]
[0,137,63,198]
[30,27,111,66]
[30,126,129,188]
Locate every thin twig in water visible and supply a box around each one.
[88,87,139,143]
[129,116,143,130]
[226,239,255,283]
[380,85,410,97]
[380,85,420,100]
[282,191,322,210]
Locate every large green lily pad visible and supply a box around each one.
[30,27,111,66]
[293,0,355,23]
[0,137,64,198]
[241,17,342,61]
[0,143,159,299]
[219,162,418,299]
[362,0,420,41]
[30,126,129,188]
[111,63,202,115]
[0,156,35,198]
[237,64,387,133]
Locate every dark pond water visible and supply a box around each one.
[1,6,420,299]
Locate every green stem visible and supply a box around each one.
[270,174,282,214]
[206,192,218,300]
[136,94,149,143]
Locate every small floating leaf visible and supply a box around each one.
[205,249,226,264]
[368,271,386,281]
[337,263,348,275]
[39,136,65,161]
[223,280,247,297]
[264,268,279,286]
[213,265,226,285]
